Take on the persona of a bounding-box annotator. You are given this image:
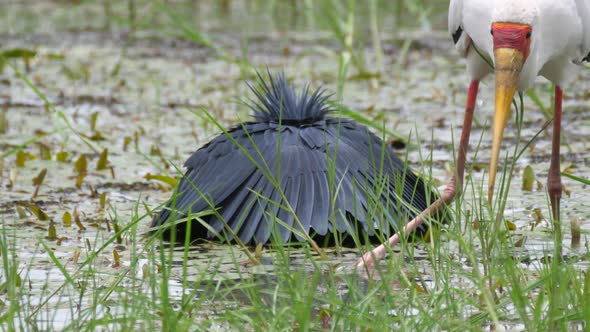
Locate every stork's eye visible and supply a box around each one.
[526,32,531,39]
[490,29,494,36]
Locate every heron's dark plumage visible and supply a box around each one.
[152,72,441,244]
[247,72,331,124]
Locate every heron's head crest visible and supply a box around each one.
[246,71,332,124]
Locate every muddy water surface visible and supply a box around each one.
[1,1,589,329]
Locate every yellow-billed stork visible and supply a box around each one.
[357,0,590,270]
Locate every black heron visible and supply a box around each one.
[152,72,441,245]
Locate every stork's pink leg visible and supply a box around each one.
[547,87,563,220]
[548,86,563,256]
[355,80,480,271]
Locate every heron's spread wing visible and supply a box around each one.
[153,118,435,244]
[152,71,440,244]
[151,123,263,236]
[327,120,433,218]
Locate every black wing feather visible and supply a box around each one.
[152,71,441,244]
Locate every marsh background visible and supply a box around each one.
[1,1,589,330]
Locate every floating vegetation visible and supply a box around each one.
[0,48,37,72]
[521,165,535,191]
[26,204,50,221]
[62,211,72,227]
[74,155,87,188]
[31,168,47,199]
[96,148,109,171]
[0,1,588,331]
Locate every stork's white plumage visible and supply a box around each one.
[449,0,590,203]
[450,0,590,88]
[357,0,590,271]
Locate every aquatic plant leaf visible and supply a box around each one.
[74,208,86,231]
[45,53,65,60]
[90,112,99,132]
[56,151,69,162]
[32,168,47,186]
[99,192,107,211]
[113,221,122,244]
[96,148,108,171]
[414,282,428,294]
[133,131,140,149]
[75,155,87,175]
[62,211,72,227]
[505,220,516,231]
[522,165,535,191]
[112,249,120,268]
[110,60,121,77]
[530,208,544,230]
[75,175,85,189]
[150,145,162,156]
[47,222,56,241]
[38,143,51,160]
[86,132,106,141]
[16,206,28,219]
[145,173,177,188]
[27,204,50,221]
[74,155,87,188]
[31,168,47,199]
[72,248,80,265]
[0,48,36,59]
[123,136,132,151]
[15,150,35,167]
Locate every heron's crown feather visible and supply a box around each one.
[247,71,332,124]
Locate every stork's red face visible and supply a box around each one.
[492,22,532,59]
[487,22,533,203]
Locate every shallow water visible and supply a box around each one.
[1,0,589,330]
